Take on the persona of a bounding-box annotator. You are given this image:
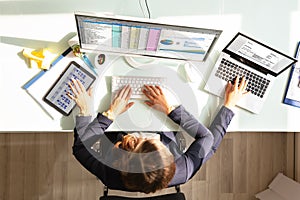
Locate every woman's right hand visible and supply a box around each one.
[224,76,249,109]
[67,78,93,116]
[104,85,135,120]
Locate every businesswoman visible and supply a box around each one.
[70,76,248,194]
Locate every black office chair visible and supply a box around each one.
[99,185,186,200]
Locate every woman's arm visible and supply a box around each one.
[68,78,113,141]
[142,86,214,182]
[142,85,213,140]
[75,114,113,141]
[143,76,249,183]
[168,105,214,181]
[201,105,234,164]
[70,82,134,186]
[202,76,249,162]
[68,80,134,141]
[168,105,211,139]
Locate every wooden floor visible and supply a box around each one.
[0,132,298,200]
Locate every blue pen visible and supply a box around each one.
[82,53,98,76]
[71,44,98,76]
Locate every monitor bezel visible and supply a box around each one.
[74,11,223,62]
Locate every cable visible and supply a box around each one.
[138,0,151,19]
[219,0,225,15]
[139,0,147,18]
[144,0,151,19]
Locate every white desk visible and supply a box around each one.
[92,54,216,132]
[1,12,300,132]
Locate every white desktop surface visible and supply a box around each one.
[1,3,300,132]
[92,55,215,132]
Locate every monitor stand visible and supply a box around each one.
[124,55,159,69]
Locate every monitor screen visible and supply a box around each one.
[75,12,222,62]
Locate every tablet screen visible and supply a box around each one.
[43,61,96,116]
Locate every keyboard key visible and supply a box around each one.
[215,58,270,98]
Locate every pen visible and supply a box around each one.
[81,53,98,76]
[71,44,98,76]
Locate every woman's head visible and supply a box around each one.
[114,136,176,193]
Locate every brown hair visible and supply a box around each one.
[114,137,176,193]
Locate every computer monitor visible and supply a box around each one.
[74,12,222,62]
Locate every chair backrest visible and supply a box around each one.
[99,193,185,200]
[99,185,186,200]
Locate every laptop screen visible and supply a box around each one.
[225,33,297,76]
[75,12,222,62]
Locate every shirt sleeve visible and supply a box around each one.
[75,113,113,141]
[202,106,234,162]
[168,105,214,181]
[72,113,113,176]
[72,113,115,185]
[168,105,213,140]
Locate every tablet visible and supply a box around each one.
[43,61,96,116]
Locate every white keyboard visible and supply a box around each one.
[111,76,167,99]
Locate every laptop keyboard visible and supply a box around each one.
[215,58,270,98]
[111,76,167,99]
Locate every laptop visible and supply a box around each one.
[204,32,297,114]
[74,11,222,62]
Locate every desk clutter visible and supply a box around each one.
[23,47,79,119]
[22,46,118,120]
[22,48,57,70]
